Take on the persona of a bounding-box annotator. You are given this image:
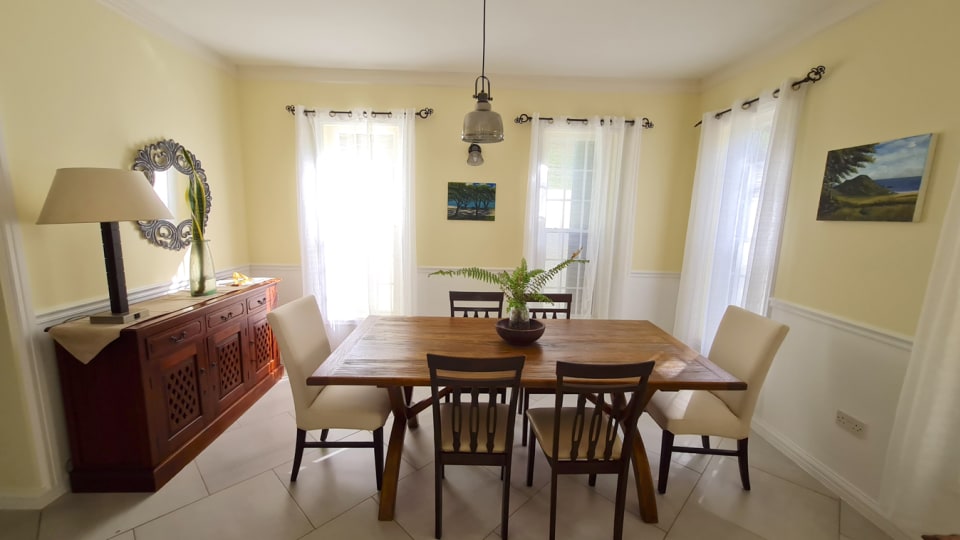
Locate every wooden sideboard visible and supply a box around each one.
[53,279,282,492]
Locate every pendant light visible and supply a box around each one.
[462,0,504,143]
[466,143,484,166]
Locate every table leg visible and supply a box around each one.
[631,387,658,523]
[403,386,420,429]
[379,386,408,521]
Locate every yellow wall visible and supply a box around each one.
[0,0,250,312]
[701,0,959,335]
[0,287,42,493]
[238,77,700,271]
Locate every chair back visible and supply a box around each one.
[552,360,654,463]
[528,293,573,319]
[266,295,330,415]
[449,291,504,318]
[708,305,789,421]
[427,354,524,453]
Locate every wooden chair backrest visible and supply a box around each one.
[528,293,573,319]
[449,291,504,319]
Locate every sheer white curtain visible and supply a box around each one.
[674,81,806,352]
[881,164,960,538]
[523,115,641,318]
[294,106,417,347]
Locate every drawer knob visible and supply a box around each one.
[169,331,188,344]
[257,298,266,306]
[220,312,234,322]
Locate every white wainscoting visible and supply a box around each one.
[755,298,912,539]
[249,265,302,306]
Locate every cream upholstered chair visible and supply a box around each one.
[267,295,391,487]
[645,305,788,493]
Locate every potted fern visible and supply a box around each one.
[181,149,216,296]
[430,250,587,339]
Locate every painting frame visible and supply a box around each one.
[446,182,496,221]
[816,133,936,222]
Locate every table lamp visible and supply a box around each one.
[37,168,173,324]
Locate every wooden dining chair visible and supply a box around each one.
[447,290,508,403]
[449,290,504,318]
[520,293,573,446]
[427,353,525,539]
[267,295,392,488]
[526,360,655,540]
[645,305,788,494]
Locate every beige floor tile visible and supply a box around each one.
[273,437,414,528]
[235,378,296,426]
[38,461,208,540]
[133,472,312,540]
[666,501,768,540]
[107,531,134,540]
[0,510,39,540]
[505,476,665,540]
[681,455,840,540]
[300,498,413,540]
[392,460,531,539]
[195,409,304,493]
[840,500,894,540]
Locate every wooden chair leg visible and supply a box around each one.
[320,429,329,441]
[737,438,751,490]
[701,435,710,448]
[526,426,536,486]
[373,427,384,491]
[501,459,511,539]
[290,428,307,482]
[658,430,674,494]
[521,392,531,446]
[549,471,559,540]
[588,473,597,486]
[435,457,443,539]
[613,469,629,540]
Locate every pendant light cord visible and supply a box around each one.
[481,0,487,78]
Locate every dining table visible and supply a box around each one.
[306,316,746,523]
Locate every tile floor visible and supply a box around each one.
[0,379,895,540]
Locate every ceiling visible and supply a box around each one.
[104,0,877,84]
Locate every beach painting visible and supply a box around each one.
[447,182,496,221]
[817,133,935,222]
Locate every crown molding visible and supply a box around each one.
[239,65,699,94]
[97,0,236,74]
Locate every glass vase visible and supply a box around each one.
[189,239,217,297]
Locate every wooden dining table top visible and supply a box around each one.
[307,316,746,391]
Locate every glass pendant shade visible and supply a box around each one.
[466,143,484,166]
[462,98,504,143]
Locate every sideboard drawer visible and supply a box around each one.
[246,292,270,313]
[146,320,203,358]
[207,302,245,329]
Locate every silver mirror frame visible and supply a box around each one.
[132,139,211,251]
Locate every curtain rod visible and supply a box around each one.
[693,65,825,127]
[285,105,434,119]
[514,114,654,129]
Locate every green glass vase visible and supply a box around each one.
[189,239,217,296]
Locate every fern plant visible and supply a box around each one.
[430,250,587,328]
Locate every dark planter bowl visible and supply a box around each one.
[495,319,545,346]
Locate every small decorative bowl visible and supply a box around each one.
[495,319,545,346]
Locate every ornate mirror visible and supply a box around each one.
[132,139,212,251]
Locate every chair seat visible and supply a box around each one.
[298,384,392,431]
[646,389,746,439]
[439,403,512,453]
[527,407,624,460]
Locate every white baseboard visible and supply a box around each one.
[0,485,66,510]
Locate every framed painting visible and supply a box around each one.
[817,133,936,222]
[447,182,496,221]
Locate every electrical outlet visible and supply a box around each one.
[836,410,866,436]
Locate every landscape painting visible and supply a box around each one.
[817,133,935,222]
[447,182,496,221]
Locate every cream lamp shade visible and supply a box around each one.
[37,168,172,224]
[37,167,173,324]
